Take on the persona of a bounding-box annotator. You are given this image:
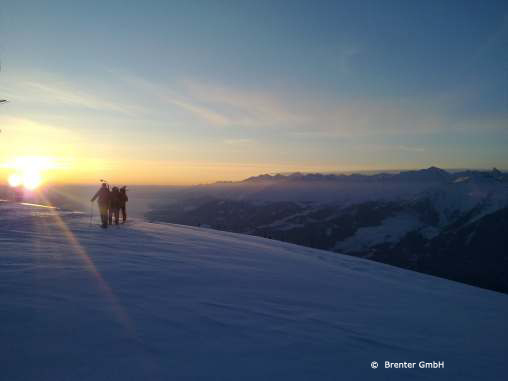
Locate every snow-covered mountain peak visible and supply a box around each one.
[241,167,453,185]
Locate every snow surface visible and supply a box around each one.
[335,213,422,252]
[1,201,507,380]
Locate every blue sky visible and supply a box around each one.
[0,0,507,184]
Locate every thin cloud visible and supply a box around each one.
[224,138,253,145]
[23,81,141,115]
[1,72,144,116]
[112,72,304,128]
[182,81,305,128]
[109,72,232,126]
[111,71,504,138]
[166,97,231,126]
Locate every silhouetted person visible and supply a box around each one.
[109,186,121,225]
[91,183,110,228]
[119,186,128,223]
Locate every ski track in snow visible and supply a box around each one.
[1,201,507,380]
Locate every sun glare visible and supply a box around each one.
[7,174,22,187]
[22,171,42,190]
[5,156,56,190]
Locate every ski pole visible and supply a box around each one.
[89,201,94,226]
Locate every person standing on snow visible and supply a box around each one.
[119,186,128,223]
[91,183,111,229]
[109,186,121,225]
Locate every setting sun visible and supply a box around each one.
[7,173,22,187]
[22,171,42,190]
[4,156,57,190]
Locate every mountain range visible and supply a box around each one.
[146,167,508,293]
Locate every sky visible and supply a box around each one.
[0,0,507,185]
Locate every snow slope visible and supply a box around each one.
[1,202,507,380]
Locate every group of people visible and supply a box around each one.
[91,182,128,228]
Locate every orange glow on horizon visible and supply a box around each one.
[1,157,425,187]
